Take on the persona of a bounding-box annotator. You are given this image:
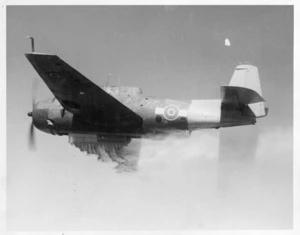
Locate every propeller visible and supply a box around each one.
[28,120,35,150]
[28,77,39,150]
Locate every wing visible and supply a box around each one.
[25,53,143,130]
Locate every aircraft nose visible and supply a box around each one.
[31,107,49,130]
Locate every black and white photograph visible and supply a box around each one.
[3,2,297,233]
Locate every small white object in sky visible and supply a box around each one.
[225,38,231,47]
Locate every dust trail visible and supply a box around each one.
[133,128,292,229]
[8,128,292,230]
[68,134,141,172]
[65,128,292,229]
[214,127,293,229]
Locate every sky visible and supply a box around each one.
[6,5,293,231]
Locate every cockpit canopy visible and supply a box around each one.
[103,86,143,96]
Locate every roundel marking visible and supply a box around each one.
[163,104,180,121]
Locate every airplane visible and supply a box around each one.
[25,37,268,170]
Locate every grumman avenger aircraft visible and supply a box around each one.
[26,37,268,169]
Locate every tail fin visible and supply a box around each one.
[229,65,262,95]
[221,65,267,118]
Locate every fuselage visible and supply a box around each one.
[30,86,256,138]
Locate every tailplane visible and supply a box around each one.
[221,65,268,118]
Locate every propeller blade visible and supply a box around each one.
[28,77,39,150]
[29,121,36,150]
[31,77,39,107]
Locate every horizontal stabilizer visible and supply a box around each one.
[221,86,265,106]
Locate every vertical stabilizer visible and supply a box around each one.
[228,65,267,117]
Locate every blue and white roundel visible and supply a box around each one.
[163,105,180,121]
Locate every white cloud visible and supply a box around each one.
[7,128,293,230]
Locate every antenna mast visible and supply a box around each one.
[26,36,35,52]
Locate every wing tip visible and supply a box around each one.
[25,53,60,63]
[25,52,58,58]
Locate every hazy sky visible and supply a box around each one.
[6,6,293,230]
